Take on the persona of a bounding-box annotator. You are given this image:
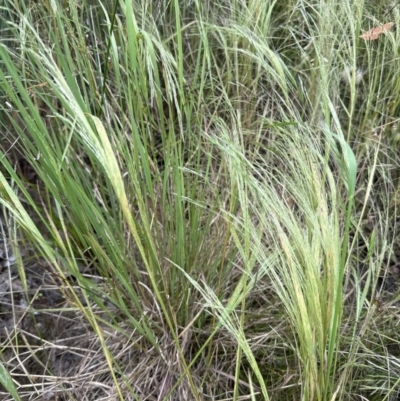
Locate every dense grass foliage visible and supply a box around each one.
[0,1,399,400]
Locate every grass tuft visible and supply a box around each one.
[0,0,399,400]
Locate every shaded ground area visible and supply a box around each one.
[0,218,114,400]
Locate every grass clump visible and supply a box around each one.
[0,0,399,400]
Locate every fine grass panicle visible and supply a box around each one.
[0,1,399,400]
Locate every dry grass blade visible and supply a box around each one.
[360,22,394,41]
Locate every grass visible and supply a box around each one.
[0,0,399,400]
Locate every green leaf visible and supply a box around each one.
[0,361,21,401]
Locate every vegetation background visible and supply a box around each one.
[0,0,399,400]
